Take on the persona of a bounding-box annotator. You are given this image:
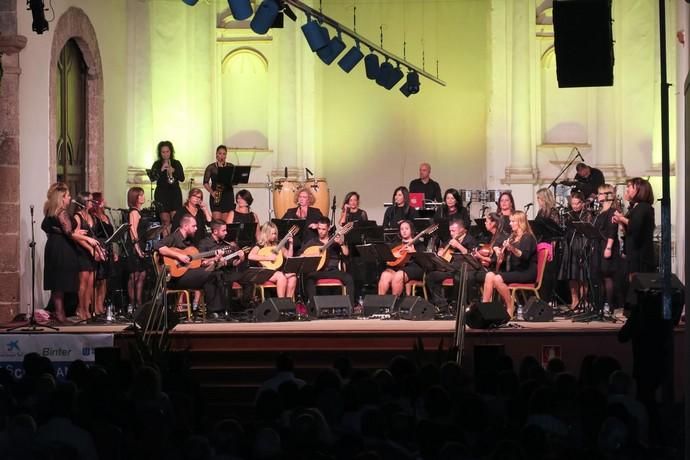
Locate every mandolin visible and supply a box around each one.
[257,225,300,270]
[440,233,467,262]
[474,243,493,267]
[162,246,234,278]
[387,223,439,268]
[301,222,354,271]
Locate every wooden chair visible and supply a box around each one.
[314,278,347,296]
[255,280,278,302]
[406,277,428,299]
[508,244,551,305]
[152,253,197,321]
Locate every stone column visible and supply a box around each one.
[0,31,27,322]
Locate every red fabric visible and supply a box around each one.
[316,279,344,285]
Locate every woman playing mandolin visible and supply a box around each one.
[378,220,425,296]
[248,222,297,298]
[481,211,537,319]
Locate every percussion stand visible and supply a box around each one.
[266,175,276,220]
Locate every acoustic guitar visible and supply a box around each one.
[301,222,354,271]
[439,232,467,262]
[162,246,233,278]
[205,246,251,271]
[257,225,300,270]
[387,223,439,268]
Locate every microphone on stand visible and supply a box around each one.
[284,167,288,179]
[331,195,337,212]
[71,199,86,208]
[574,147,584,161]
[103,206,129,212]
[524,202,533,211]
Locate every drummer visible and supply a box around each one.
[282,187,323,244]
[573,162,605,200]
[409,162,442,203]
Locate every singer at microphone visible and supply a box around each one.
[573,161,605,200]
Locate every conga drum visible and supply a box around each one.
[305,178,330,215]
[272,179,301,218]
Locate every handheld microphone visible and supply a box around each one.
[71,199,86,208]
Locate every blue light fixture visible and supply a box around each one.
[250,0,279,35]
[228,0,253,21]
[302,19,329,51]
[400,70,420,97]
[317,30,347,65]
[376,61,395,87]
[182,0,199,5]
[364,53,380,80]
[384,65,405,90]
[337,42,364,73]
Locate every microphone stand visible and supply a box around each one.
[7,206,58,331]
[549,147,583,196]
[330,196,337,229]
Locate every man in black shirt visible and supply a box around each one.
[198,220,254,310]
[409,162,442,203]
[302,217,355,305]
[574,162,605,199]
[155,214,227,318]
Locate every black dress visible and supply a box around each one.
[171,206,209,245]
[558,208,593,281]
[343,209,368,223]
[592,207,620,276]
[230,210,258,246]
[499,234,538,284]
[126,208,148,273]
[203,162,235,213]
[150,159,184,212]
[93,215,115,281]
[433,206,471,231]
[283,206,323,244]
[42,212,79,292]
[390,240,426,281]
[382,205,417,228]
[624,202,655,274]
[74,213,96,272]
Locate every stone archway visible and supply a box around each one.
[49,7,104,193]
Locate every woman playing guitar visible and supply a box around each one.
[481,211,537,319]
[90,192,117,316]
[248,222,297,298]
[72,191,103,320]
[378,220,425,296]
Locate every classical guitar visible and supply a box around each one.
[387,223,439,268]
[301,222,354,271]
[440,232,467,262]
[257,225,300,270]
[205,246,251,271]
[162,246,233,278]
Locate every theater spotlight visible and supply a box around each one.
[375,60,395,88]
[302,19,329,51]
[384,65,405,90]
[280,1,297,21]
[400,70,420,97]
[317,30,346,65]
[27,0,49,34]
[337,42,364,73]
[364,52,380,80]
[228,0,253,21]
[250,0,279,34]
[182,0,199,5]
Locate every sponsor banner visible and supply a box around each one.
[0,334,114,380]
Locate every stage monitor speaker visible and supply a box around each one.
[134,300,179,331]
[253,298,297,322]
[523,297,554,322]
[395,296,435,321]
[310,295,352,319]
[362,295,397,317]
[553,0,614,87]
[466,301,510,329]
[627,273,685,326]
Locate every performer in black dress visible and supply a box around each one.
[378,220,425,296]
[591,184,621,308]
[148,140,184,236]
[481,211,537,318]
[171,188,212,245]
[558,191,594,310]
[613,177,655,278]
[535,187,560,223]
[90,192,116,316]
[283,187,323,245]
[497,191,516,232]
[225,189,261,245]
[126,187,148,311]
[434,188,471,230]
[203,144,235,221]
[42,183,81,323]
[466,212,507,302]
[382,186,417,228]
[72,192,101,320]
[339,191,369,225]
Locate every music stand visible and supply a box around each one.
[355,243,396,265]
[530,217,565,241]
[237,267,276,285]
[104,224,130,246]
[412,218,432,234]
[283,256,322,310]
[227,222,258,247]
[347,221,383,248]
[383,228,399,244]
[228,165,252,185]
[412,252,457,273]
[271,218,307,239]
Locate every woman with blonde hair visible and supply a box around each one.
[481,211,538,318]
[248,222,297,298]
[282,187,323,229]
[536,188,559,223]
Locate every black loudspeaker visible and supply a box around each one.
[253,298,297,322]
[310,295,352,319]
[466,301,510,329]
[627,273,685,326]
[523,297,554,322]
[553,0,614,87]
[134,300,179,331]
[395,296,435,321]
[362,295,396,317]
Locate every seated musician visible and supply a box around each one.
[248,222,297,298]
[433,189,471,230]
[171,188,212,245]
[466,212,507,302]
[426,219,477,311]
[198,220,253,310]
[154,214,227,318]
[225,189,261,244]
[481,211,537,318]
[302,217,355,305]
[382,186,418,228]
[339,191,368,225]
[283,187,323,230]
[378,220,424,296]
[497,191,516,232]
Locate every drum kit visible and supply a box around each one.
[269,176,330,217]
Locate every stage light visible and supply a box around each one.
[337,43,364,73]
[182,0,199,5]
[399,70,420,97]
[27,0,49,34]
[250,0,279,35]
[228,0,253,21]
[302,19,329,51]
[384,65,404,90]
[280,1,297,22]
[376,60,394,87]
[364,53,380,80]
[317,31,346,65]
